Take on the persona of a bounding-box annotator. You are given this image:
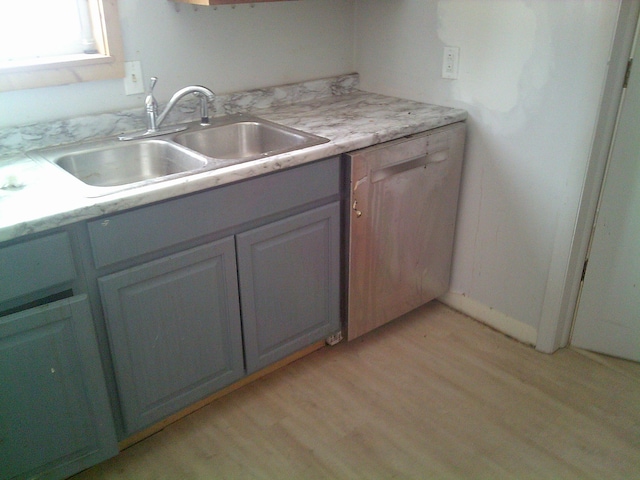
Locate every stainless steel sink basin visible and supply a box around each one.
[32,139,207,195]
[173,118,329,161]
[29,115,329,197]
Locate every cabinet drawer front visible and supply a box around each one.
[0,232,76,305]
[88,157,340,269]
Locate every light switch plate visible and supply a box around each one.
[124,61,144,95]
[442,46,460,80]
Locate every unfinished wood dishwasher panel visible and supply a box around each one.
[346,122,466,340]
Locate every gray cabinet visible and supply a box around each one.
[0,156,341,473]
[98,237,244,435]
[238,202,341,373]
[86,157,341,438]
[0,230,117,480]
[0,295,117,480]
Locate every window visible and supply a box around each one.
[0,0,124,92]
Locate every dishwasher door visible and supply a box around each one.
[346,122,465,340]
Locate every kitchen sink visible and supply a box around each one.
[174,118,329,161]
[32,139,208,195]
[29,115,329,197]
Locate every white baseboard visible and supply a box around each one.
[439,292,538,346]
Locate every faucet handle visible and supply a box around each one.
[148,76,158,94]
[145,77,159,132]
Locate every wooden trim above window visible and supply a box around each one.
[172,0,296,5]
[0,0,124,92]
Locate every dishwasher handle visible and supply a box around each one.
[352,199,362,218]
[370,150,448,183]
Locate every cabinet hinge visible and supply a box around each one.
[326,331,343,346]
[580,258,589,282]
[623,58,633,89]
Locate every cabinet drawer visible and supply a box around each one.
[88,157,340,269]
[0,232,76,305]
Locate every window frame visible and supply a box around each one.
[0,0,124,92]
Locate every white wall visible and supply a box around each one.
[354,0,620,338]
[0,0,354,128]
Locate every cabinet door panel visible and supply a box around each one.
[238,202,340,373]
[0,296,117,480]
[99,237,243,435]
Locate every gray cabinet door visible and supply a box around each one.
[0,295,117,480]
[99,237,244,435]
[237,202,341,373]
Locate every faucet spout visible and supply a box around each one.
[156,85,216,127]
[119,78,216,141]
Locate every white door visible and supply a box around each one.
[571,28,640,361]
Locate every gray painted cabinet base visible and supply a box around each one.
[89,157,340,439]
[0,295,117,480]
[99,236,244,435]
[237,202,341,373]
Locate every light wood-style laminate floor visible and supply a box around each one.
[72,302,640,479]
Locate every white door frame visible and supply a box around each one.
[535,0,640,353]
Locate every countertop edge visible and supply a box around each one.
[0,92,466,243]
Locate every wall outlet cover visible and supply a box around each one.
[124,61,145,95]
[442,46,460,80]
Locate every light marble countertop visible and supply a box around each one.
[0,84,466,243]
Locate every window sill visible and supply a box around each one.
[0,53,124,92]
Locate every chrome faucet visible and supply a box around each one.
[120,77,215,141]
